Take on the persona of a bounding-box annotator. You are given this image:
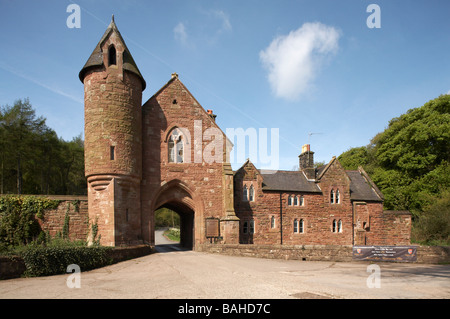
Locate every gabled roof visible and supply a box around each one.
[144,73,233,147]
[346,168,384,202]
[78,15,146,90]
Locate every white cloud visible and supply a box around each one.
[260,22,341,101]
[212,10,232,33]
[174,22,188,46]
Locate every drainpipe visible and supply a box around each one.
[280,193,283,245]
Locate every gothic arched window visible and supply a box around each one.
[243,185,248,201]
[168,128,184,163]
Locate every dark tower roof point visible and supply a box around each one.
[78,15,146,90]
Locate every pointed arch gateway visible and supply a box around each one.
[147,179,204,250]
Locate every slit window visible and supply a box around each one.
[108,45,116,66]
[270,216,276,229]
[110,146,115,160]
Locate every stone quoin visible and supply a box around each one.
[78,16,411,249]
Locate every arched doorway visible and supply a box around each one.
[155,202,194,249]
[150,180,202,250]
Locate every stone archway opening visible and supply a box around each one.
[155,202,194,250]
[150,180,201,251]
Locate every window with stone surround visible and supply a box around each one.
[288,195,293,206]
[332,219,343,233]
[243,185,248,201]
[168,128,184,163]
[270,216,276,229]
[294,219,298,233]
[299,219,304,233]
[331,189,341,204]
[299,195,304,206]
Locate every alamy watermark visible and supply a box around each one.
[366,264,381,288]
[367,4,381,29]
[66,4,81,28]
[66,264,81,288]
[166,120,279,171]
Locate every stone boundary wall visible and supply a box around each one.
[198,244,354,262]
[197,244,450,264]
[38,196,89,241]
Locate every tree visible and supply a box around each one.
[338,95,450,214]
[1,99,47,194]
[0,98,86,195]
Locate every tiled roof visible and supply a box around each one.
[346,170,383,202]
[260,170,321,193]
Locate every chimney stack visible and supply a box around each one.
[207,109,217,122]
[298,144,315,180]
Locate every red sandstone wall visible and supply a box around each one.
[141,77,233,247]
[38,197,89,241]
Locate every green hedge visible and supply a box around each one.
[20,246,113,277]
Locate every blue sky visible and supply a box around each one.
[1,0,449,171]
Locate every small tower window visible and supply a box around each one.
[110,146,115,160]
[108,45,116,66]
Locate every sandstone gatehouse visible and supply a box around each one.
[78,17,411,250]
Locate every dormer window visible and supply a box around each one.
[108,45,116,66]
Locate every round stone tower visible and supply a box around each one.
[79,16,146,246]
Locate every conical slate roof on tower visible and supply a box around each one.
[78,15,146,90]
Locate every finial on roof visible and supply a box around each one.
[112,14,115,23]
[171,72,178,79]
